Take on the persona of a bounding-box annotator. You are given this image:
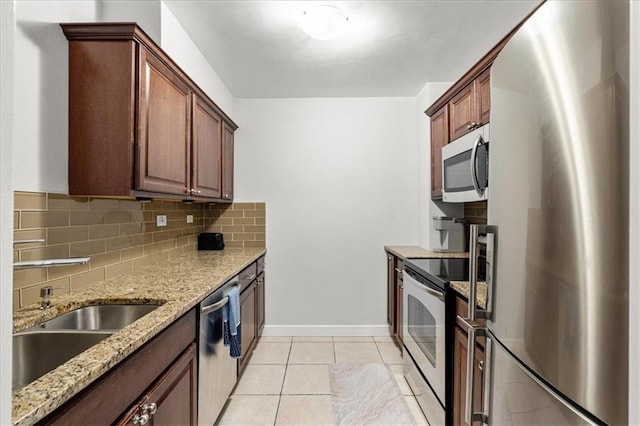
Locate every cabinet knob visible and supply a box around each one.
[133,413,149,426]
[467,122,478,130]
[184,188,192,194]
[193,189,202,194]
[144,402,157,415]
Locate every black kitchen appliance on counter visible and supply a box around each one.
[198,232,225,250]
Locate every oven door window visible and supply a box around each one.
[407,294,437,368]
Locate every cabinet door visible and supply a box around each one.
[238,282,256,373]
[395,258,404,346]
[137,47,191,196]
[256,272,265,337]
[430,106,449,200]
[118,343,197,426]
[475,68,491,126]
[453,328,484,426]
[449,83,476,141]
[192,94,222,198]
[387,253,396,335]
[221,122,235,200]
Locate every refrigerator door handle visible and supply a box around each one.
[468,225,496,321]
[458,316,488,425]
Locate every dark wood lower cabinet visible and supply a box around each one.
[41,310,196,425]
[453,297,485,426]
[117,343,197,426]
[386,251,404,348]
[238,280,257,374]
[256,272,265,337]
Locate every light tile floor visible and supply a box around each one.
[216,336,428,426]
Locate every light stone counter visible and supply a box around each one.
[384,245,468,260]
[12,247,265,426]
[449,280,487,310]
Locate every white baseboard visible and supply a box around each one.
[262,325,391,337]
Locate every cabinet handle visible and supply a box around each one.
[193,189,202,194]
[388,255,393,261]
[467,122,478,130]
[184,188,192,194]
[394,268,402,273]
[244,274,256,281]
[144,402,157,415]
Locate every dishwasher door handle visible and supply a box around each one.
[201,296,229,315]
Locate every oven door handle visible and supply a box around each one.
[418,283,445,301]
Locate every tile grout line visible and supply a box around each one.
[272,339,293,425]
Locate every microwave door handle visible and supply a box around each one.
[470,135,484,197]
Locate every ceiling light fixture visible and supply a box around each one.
[299,5,349,41]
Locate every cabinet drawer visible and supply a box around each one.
[239,262,258,293]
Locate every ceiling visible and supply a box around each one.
[163,0,540,98]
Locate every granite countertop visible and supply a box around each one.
[12,247,266,426]
[384,245,468,260]
[449,280,487,310]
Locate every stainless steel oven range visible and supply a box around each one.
[403,257,469,426]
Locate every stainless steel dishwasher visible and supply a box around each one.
[198,277,238,425]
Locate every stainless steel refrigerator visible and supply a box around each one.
[462,1,630,424]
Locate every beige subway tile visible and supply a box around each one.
[88,198,120,210]
[142,200,163,211]
[255,202,266,210]
[13,229,46,247]
[233,202,255,210]
[144,242,162,256]
[153,251,170,264]
[169,229,183,239]
[234,233,255,241]
[13,211,19,229]
[222,225,244,233]
[118,199,143,211]
[244,210,265,218]
[47,262,89,280]
[224,241,243,249]
[106,236,136,251]
[255,217,265,226]
[255,233,266,241]
[20,244,70,261]
[14,192,47,210]
[232,218,254,226]
[13,268,47,289]
[48,194,89,210]
[70,210,106,226]
[160,239,176,251]
[205,225,223,233]
[152,231,172,242]
[13,250,19,262]
[132,255,155,270]
[121,246,144,261]
[106,261,133,280]
[119,222,143,236]
[21,210,69,229]
[161,201,180,211]
[131,233,153,247]
[89,251,121,269]
[219,210,244,218]
[69,240,106,257]
[130,211,144,222]
[106,211,132,224]
[244,225,265,233]
[13,290,21,310]
[244,241,266,248]
[142,211,154,222]
[47,226,89,244]
[89,224,120,240]
[70,268,105,290]
[176,237,190,247]
[169,247,183,259]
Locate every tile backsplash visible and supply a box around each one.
[12,192,266,311]
[464,201,487,225]
[205,203,266,249]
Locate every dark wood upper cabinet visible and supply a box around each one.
[192,94,223,199]
[61,23,237,202]
[449,83,476,141]
[430,106,449,200]
[476,68,491,126]
[221,122,235,201]
[137,47,191,196]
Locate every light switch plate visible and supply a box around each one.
[186,215,194,224]
[156,215,167,227]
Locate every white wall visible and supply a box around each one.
[1,1,15,421]
[629,1,639,423]
[12,0,98,193]
[415,82,463,249]
[97,0,161,44]
[235,98,417,335]
[160,3,235,120]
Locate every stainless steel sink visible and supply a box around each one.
[28,304,161,331]
[12,331,112,391]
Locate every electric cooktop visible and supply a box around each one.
[404,257,470,290]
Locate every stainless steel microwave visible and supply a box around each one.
[441,124,489,203]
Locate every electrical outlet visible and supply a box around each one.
[186,215,194,224]
[156,215,167,227]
